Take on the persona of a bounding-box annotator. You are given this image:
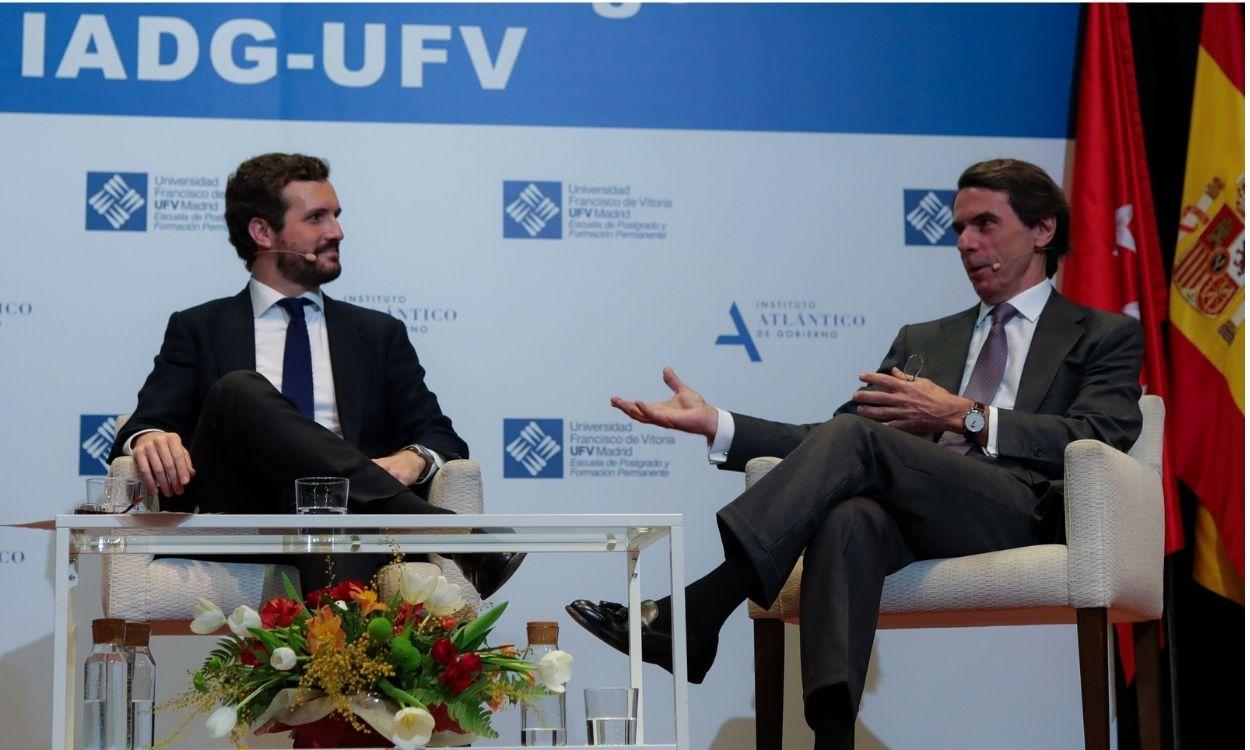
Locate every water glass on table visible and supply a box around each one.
[80,477,141,514]
[584,687,638,745]
[294,477,349,514]
[294,477,349,546]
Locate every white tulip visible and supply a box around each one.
[535,650,574,693]
[426,577,463,617]
[399,568,439,605]
[206,705,238,737]
[270,646,297,671]
[390,705,436,750]
[190,598,226,635]
[227,605,261,637]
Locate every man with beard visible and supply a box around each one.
[109,153,522,598]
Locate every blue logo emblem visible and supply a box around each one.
[80,414,121,475]
[503,419,564,478]
[504,181,562,239]
[715,302,761,362]
[86,172,148,231]
[904,189,956,246]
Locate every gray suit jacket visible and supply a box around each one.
[722,291,1144,497]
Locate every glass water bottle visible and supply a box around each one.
[520,621,567,746]
[124,622,156,749]
[82,618,129,750]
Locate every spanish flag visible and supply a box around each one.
[1170,3,1244,603]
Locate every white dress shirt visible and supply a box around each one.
[709,279,1055,462]
[249,278,341,434]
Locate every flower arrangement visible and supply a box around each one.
[169,567,573,749]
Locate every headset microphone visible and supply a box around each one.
[990,248,1042,272]
[270,250,318,262]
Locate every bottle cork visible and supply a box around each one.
[527,621,559,645]
[124,622,151,648]
[91,618,125,645]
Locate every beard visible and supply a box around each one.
[275,242,341,288]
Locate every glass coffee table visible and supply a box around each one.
[50,513,690,750]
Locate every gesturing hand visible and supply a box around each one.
[132,431,196,497]
[610,366,720,440]
[852,367,973,435]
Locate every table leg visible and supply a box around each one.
[626,549,643,741]
[52,529,77,750]
[669,524,689,750]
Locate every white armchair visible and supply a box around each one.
[747,396,1165,750]
[103,455,486,631]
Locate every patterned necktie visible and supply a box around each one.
[946,302,1018,454]
[962,302,1019,405]
[275,297,314,420]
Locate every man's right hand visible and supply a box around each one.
[610,367,720,440]
[131,431,195,497]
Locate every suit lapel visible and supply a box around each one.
[929,305,980,395]
[325,296,369,446]
[211,289,255,375]
[1014,292,1085,414]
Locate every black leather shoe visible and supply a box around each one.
[449,551,527,600]
[565,599,718,684]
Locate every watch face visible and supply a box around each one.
[964,409,986,433]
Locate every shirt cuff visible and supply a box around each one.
[984,406,999,458]
[708,408,735,465]
[408,445,445,484]
[123,429,165,456]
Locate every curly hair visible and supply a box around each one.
[225,153,330,269]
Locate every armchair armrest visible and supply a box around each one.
[428,458,484,515]
[1063,439,1164,617]
[745,456,783,489]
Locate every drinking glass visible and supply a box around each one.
[84,477,141,513]
[294,477,349,515]
[584,687,638,745]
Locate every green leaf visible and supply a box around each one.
[281,572,302,604]
[446,700,498,739]
[451,602,507,652]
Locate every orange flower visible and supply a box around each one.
[306,606,345,654]
[350,588,389,616]
[499,644,517,658]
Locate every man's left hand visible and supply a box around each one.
[374,450,427,486]
[853,367,973,435]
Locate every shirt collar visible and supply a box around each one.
[248,277,324,318]
[976,278,1053,326]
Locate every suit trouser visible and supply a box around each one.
[715,413,1043,720]
[160,370,452,589]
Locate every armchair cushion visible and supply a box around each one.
[746,396,1165,626]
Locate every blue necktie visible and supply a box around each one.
[275,297,314,420]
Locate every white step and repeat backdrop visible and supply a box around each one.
[0,4,1097,749]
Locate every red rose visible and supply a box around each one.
[431,638,457,665]
[260,597,303,629]
[303,587,331,610]
[440,616,457,631]
[330,580,365,601]
[439,662,474,694]
[457,653,482,674]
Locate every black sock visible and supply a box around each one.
[808,685,856,750]
[650,554,752,637]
